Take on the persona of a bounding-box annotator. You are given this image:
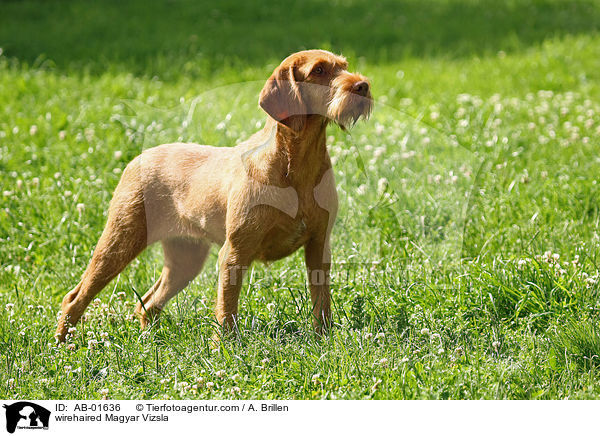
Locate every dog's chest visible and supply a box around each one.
[257,214,310,262]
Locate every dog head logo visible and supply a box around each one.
[2,402,50,433]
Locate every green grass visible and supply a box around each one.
[2,0,600,399]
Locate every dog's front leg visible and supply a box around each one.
[304,236,332,333]
[215,240,250,334]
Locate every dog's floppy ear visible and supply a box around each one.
[259,64,306,132]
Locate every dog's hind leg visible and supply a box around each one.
[134,238,210,328]
[55,163,148,341]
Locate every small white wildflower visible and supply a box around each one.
[67,327,77,334]
[215,370,226,378]
[32,177,40,186]
[266,302,276,312]
[5,303,14,311]
[29,125,38,136]
[420,328,430,335]
[76,203,85,214]
[231,374,241,383]
[379,358,389,367]
[206,382,215,389]
[431,333,441,340]
[64,190,72,197]
[59,130,67,140]
[364,332,373,340]
[377,177,388,195]
[492,341,501,351]
[64,365,72,373]
[312,373,321,384]
[230,386,241,394]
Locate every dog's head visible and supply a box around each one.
[259,49,372,132]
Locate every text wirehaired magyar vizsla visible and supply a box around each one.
[55,49,372,341]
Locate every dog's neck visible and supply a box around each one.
[273,115,329,186]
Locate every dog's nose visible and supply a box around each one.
[352,81,370,96]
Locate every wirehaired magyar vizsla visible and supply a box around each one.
[55,50,372,341]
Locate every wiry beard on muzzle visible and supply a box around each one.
[327,86,373,131]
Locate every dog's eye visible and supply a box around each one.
[312,66,324,75]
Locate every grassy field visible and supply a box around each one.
[1,0,600,399]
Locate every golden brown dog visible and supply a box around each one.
[55,49,372,341]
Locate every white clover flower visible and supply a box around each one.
[67,326,77,334]
[76,203,85,214]
[231,374,241,383]
[215,370,226,378]
[420,328,430,336]
[364,332,373,340]
[29,125,38,136]
[59,130,67,140]
[379,358,389,367]
[377,178,388,195]
[230,386,241,394]
[206,382,215,389]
